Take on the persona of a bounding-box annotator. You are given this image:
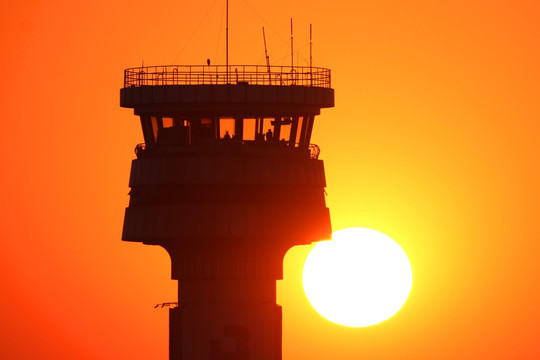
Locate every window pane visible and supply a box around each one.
[279,117,292,142]
[162,117,174,128]
[151,116,159,142]
[220,117,235,139]
[295,116,304,144]
[243,118,256,140]
[262,117,274,141]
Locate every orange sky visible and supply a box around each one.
[1,0,539,359]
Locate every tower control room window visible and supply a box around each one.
[190,118,215,144]
[219,117,235,140]
[157,116,190,144]
[162,116,174,128]
[140,115,192,146]
[258,117,275,141]
[273,117,292,143]
[243,118,256,140]
[237,116,295,143]
[295,116,304,144]
[139,114,312,147]
[151,116,159,142]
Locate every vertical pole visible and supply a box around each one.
[310,24,313,86]
[290,19,294,71]
[263,27,272,84]
[226,0,229,84]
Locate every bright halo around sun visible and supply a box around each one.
[302,227,413,327]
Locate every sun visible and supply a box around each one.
[302,227,413,327]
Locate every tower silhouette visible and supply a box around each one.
[121,64,334,359]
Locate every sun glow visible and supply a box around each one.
[302,228,413,327]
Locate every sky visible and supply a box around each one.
[1,0,539,359]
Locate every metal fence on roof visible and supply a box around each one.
[124,65,331,88]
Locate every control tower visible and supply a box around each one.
[121,64,334,359]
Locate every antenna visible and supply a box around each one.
[262,27,272,84]
[290,18,294,71]
[310,24,313,70]
[226,0,229,83]
[310,24,313,86]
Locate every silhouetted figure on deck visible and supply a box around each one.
[265,129,273,141]
[207,59,210,66]
[223,131,231,140]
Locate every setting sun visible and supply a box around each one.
[302,228,413,327]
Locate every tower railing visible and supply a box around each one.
[309,144,321,159]
[124,65,331,88]
[134,142,321,159]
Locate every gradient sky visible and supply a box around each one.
[1,1,539,359]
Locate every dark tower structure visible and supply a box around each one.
[121,64,334,359]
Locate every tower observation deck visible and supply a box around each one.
[121,64,334,360]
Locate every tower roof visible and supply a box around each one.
[120,64,334,115]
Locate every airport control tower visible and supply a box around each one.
[120,64,334,359]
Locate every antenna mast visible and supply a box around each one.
[290,18,294,71]
[310,24,313,70]
[262,27,272,84]
[310,23,313,85]
[226,0,229,83]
